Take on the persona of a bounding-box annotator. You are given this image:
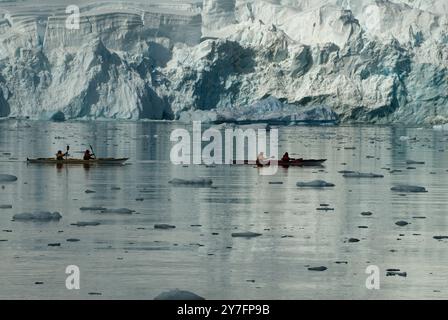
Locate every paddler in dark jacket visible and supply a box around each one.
[83,149,94,161]
[56,150,66,160]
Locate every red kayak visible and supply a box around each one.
[232,159,326,167]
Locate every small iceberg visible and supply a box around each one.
[406,160,425,165]
[231,231,262,238]
[0,174,17,182]
[391,185,427,193]
[154,289,205,300]
[296,180,335,188]
[154,224,176,230]
[71,221,101,227]
[79,207,107,211]
[342,172,384,178]
[308,266,327,271]
[100,208,135,214]
[13,211,62,221]
[169,178,213,186]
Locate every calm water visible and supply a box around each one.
[0,120,447,299]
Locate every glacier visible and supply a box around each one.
[0,0,446,124]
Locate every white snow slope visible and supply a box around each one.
[0,0,447,124]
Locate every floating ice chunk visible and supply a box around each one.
[13,211,62,221]
[434,236,448,240]
[154,289,205,300]
[0,174,17,182]
[100,208,135,214]
[296,180,335,188]
[391,185,427,193]
[169,178,213,186]
[71,221,101,227]
[386,271,407,277]
[308,266,327,271]
[406,160,425,165]
[231,232,262,238]
[316,207,334,211]
[48,243,61,247]
[79,207,107,211]
[342,172,384,178]
[154,224,176,230]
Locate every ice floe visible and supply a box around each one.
[79,207,107,211]
[296,180,335,188]
[169,178,213,186]
[0,174,17,182]
[308,266,327,271]
[13,211,62,221]
[231,232,262,238]
[154,224,176,230]
[71,221,101,227]
[391,185,428,193]
[99,208,135,214]
[342,172,384,178]
[406,160,425,165]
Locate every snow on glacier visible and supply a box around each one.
[0,0,446,124]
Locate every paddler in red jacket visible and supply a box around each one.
[281,152,291,163]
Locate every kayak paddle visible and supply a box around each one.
[89,144,96,159]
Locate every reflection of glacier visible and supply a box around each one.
[0,0,447,124]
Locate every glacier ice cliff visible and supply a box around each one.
[0,0,446,124]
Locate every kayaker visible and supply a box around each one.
[83,149,94,161]
[281,152,291,162]
[56,150,66,160]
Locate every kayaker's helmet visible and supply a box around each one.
[85,150,90,154]
[57,150,62,154]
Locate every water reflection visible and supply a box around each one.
[0,120,447,299]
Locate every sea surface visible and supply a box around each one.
[0,119,447,299]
